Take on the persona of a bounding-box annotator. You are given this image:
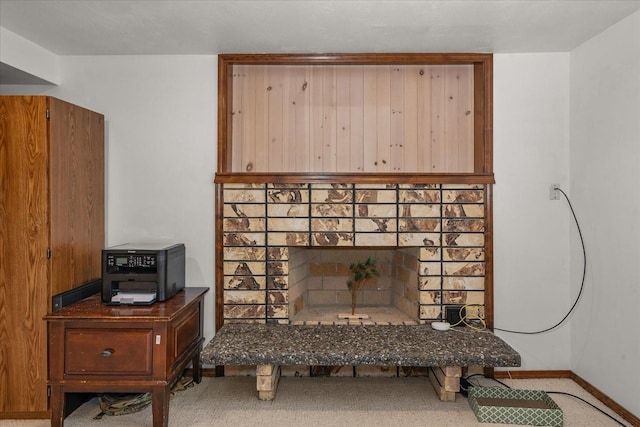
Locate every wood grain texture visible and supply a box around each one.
[0,96,50,414]
[0,96,104,416]
[48,97,105,296]
[229,64,475,173]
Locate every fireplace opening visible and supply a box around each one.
[288,247,420,324]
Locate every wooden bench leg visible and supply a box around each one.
[256,364,281,401]
[428,366,461,402]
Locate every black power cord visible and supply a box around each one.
[494,187,586,335]
[463,375,630,427]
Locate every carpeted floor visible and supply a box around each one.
[0,377,632,427]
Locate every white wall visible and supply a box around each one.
[493,53,572,370]
[0,27,59,84]
[28,55,219,341]
[570,10,640,416]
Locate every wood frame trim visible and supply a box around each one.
[217,53,494,177]
[214,172,495,184]
[215,52,494,332]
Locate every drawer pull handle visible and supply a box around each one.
[100,349,114,358]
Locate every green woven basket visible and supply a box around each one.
[469,387,563,427]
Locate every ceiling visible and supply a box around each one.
[2,0,640,57]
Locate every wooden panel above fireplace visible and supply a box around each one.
[217,53,493,178]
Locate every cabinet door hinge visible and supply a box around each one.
[46,109,50,120]
[47,385,51,397]
[47,248,51,259]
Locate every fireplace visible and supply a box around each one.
[221,182,486,325]
[287,247,420,324]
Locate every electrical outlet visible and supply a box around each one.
[549,184,560,200]
[445,305,466,326]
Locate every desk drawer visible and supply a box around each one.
[65,329,153,376]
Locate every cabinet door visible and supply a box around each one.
[0,96,50,414]
[48,97,105,296]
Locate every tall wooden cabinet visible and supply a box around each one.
[0,96,104,418]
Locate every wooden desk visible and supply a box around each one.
[46,287,209,427]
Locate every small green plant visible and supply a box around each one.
[346,257,380,315]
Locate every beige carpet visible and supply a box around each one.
[0,377,631,427]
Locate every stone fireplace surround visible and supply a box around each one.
[222,182,486,325]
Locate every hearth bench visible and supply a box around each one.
[201,323,521,401]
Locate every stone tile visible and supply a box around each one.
[311,218,353,232]
[443,233,484,247]
[221,179,489,324]
[224,304,266,319]
[419,305,443,320]
[399,204,441,217]
[443,203,484,218]
[224,218,266,231]
[267,304,289,319]
[441,183,483,190]
[398,183,440,189]
[224,183,265,189]
[443,276,485,290]
[311,203,353,217]
[224,275,265,290]
[354,183,397,190]
[312,232,354,246]
[224,246,266,261]
[224,203,265,218]
[267,261,288,275]
[442,189,484,203]
[443,262,485,276]
[311,186,353,203]
[267,232,309,246]
[267,276,288,289]
[355,233,396,246]
[223,261,266,276]
[419,290,440,305]
[398,189,440,203]
[419,276,442,290]
[267,187,309,203]
[398,233,440,246]
[443,247,484,261]
[268,290,289,304]
[443,218,484,232]
[420,247,441,261]
[354,189,397,203]
[309,183,349,189]
[267,203,310,217]
[356,204,397,217]
[267,247,288,261]
[355,218,397,232]
[223,188,266,203]
[223,232,266,246]
[398,218,440,232]
[442,290,484,306]
[267,217,309,232]
[224,290,265,304]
